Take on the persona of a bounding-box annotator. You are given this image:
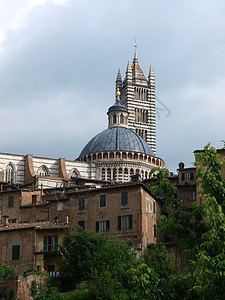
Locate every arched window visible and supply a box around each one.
[120,114,124,124]
[37,165,49,177]
[69,168,80,179]
[5,163,15,183]
[113,114,117,124]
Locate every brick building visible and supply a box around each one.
[68,182,159,250]
[0,222,68,276]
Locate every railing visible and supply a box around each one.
[33,244,58,253]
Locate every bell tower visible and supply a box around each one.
[117,52,156,155]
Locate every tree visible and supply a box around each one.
[127,263,162,299]
[0,264,16,283]
[142,243,177,279]
[59,227,135,290]
[150,143,225,299]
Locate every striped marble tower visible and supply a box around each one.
[118,52,156,155]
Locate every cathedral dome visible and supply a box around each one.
[79,126,154,157]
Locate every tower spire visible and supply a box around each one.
[116,68,122,90]
[124,59,132,83]
[148,64,155,85]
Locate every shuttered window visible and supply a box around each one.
[79,198,85,210]
[43,235,58,252]
[8,196,14,207]
[96,220,110,232]
[78,220,85,230]
[154,225,156,238]
[118,215,132,230]
[121,192,128,205]
[12,245,20,260]
[100,195,106,207]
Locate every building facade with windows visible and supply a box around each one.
[0,222,68,275]
[69,182,159,250]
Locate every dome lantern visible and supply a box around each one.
[107,88,129,128]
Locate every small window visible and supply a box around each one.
[190,172,194,181]
[153,225,156,238]
[113,114,117,124]
[153,201,156,214]
[100,195,106,208]
[79,198,85,210]
[32,195,37,205]
[127,242,133,248]
[78,220,85,230]
[8,219,16,224]
[12,245,20,260]
[185,173,190,180]
[179,190,184,197]
[120,114,124,124]
[57,202,63,211]
[121,192,128,205]
[8,196,14,208]
[190,192,196,200]
[181,173,185,181]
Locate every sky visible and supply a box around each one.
[0,0,224,172]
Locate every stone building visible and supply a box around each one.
[0,153,97,189]
[0,222,68,275]
[69,182,159,250]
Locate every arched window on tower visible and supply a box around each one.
[5,163,15,183]
[113,114,117,124]
[120,114,124,124]
[37,165,50,177]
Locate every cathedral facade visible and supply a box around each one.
[0,53,163,189]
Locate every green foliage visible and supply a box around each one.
[163,274,195,299]
[59,227,135,290]
[150,143,225,299]
[31,280,38,297]
[35,287,61,300]
[0,264,16,283]
[88,267,128,300]
[142,243,177,279]
[127,263,163,299]
[60,289,90,300]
